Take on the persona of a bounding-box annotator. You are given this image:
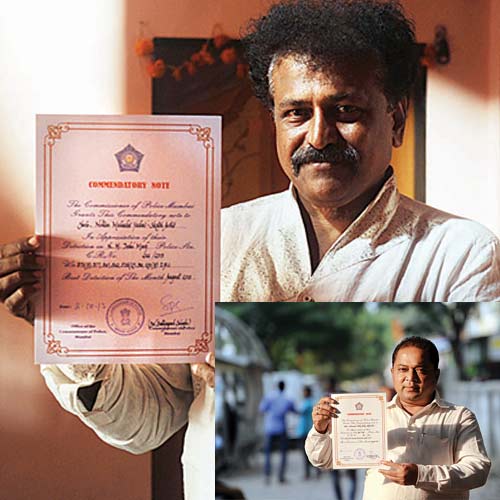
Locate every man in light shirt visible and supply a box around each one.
[305,336,491,499]
[222,0,500,301]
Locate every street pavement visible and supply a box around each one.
[219,449,500,500]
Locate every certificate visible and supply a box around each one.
[35,114,220,364]
[331,392,387,468]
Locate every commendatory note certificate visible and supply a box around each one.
[331,392,387,468]
[35,115,220,364]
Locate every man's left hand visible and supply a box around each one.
[191,352,215,388]
[378,460,418,485]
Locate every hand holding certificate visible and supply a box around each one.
[330,392,387,469]
[35,115,220,364]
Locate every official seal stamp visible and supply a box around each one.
[114,144,144,172]
[354,448,366,460]
[106,298,145,336]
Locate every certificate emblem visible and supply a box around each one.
[115,144,144,172]
[106,298,145,336]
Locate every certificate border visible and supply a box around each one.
[40,119,218,359]
[332,393,387,468]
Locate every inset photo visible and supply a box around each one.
[215,303,500,500]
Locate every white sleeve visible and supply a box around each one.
[304,426,333,469]
[448,237,500,300]
[416,409,491,493]
[40,363,194,454]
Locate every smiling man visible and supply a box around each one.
[305,336,491,499]
[221,0,500,301]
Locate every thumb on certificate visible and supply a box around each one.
[205,352,215,368]
[191,361,214,388]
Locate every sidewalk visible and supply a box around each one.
[219,450,364,500]
[219,450,500,500]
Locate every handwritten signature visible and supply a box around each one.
[159,294,194,317]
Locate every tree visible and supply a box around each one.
[218,303,393,381]
[383,303,477,380]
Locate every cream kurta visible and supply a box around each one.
[305,394,491,499]
[40,363,214,500]
[222,174,500,301]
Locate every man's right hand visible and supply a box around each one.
[312,396,340,434]
[0,236,43,324]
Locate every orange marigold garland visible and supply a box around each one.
[172,67,183,82]
[220,47,238,65]
[135,38,154,56]
[146,58,166,78]
[213,34,231,49]
[135,34,247,80]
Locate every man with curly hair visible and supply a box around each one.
[221,0,500,301]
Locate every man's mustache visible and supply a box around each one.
[291,143,360,176]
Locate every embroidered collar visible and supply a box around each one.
[285,167,403,275]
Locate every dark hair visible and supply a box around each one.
[303,385,312,396]
[278,380,286,391]
[392,336,440,370]
[241,0,418,109]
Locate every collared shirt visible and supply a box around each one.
[305,394,491,499]
[259,391,296,435]
[40,363,214,500]
[221,174,500,301]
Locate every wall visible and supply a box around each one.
[443,379,500,473]
[403,0,500,234]
[124,0,272,113]
[0,1,150,499]
[487,0,500,234]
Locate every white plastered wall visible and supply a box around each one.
[0,0,126,236]
[403,0,500,235]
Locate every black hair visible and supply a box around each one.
[241,0,418,109]
[278,380,286,391]
[392,336,440,370]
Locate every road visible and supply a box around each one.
[218,449,499,500]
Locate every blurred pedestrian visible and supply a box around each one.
[297,385,320,480]
[259,380,297,484]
